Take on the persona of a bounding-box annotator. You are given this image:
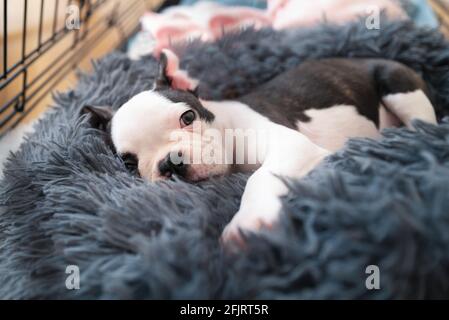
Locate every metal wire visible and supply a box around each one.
[0,0,166,137]
[2,0,7,79]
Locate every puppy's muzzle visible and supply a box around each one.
[158,151,187,178]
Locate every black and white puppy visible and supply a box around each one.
[82,49,437,242]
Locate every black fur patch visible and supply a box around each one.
[157,88,215,122]
[238,58,430,129]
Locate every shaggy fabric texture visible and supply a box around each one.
[1,19,449,299]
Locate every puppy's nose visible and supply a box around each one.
[158,151,187,178]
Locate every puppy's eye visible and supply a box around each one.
[180,110,196,127]
[121,153,138,174]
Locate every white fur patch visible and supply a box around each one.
[382,89,437,129]
[111,91,189,154]
[297,105,380,152]
[379,104,401,130]
[221,121,329,241]
[111,91,192,180]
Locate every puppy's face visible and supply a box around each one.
[82,51,231,182]
[112,89,230,181]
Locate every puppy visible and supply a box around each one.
[82,50,437,242]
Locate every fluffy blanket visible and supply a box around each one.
[129,0,405,57]
[1,19,449,299]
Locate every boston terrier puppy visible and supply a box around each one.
[82,49,437,243]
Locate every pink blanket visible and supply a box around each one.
[268,0,406,29]
[137,0,406,56]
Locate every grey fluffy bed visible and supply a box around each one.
[1,18,449,299]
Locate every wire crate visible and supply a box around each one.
[0,0,166,138]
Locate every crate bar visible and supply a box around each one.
[37,0,45,51]
[22,0,27,60]
[72,0,81,48]
[52,0,59,37]
[81,0,92,41]
[20,0,28,111]
[2,0,7,79]
[18,69,27,112]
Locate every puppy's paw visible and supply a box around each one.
[220,208,279,247]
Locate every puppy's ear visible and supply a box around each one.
[80,105,114,131]
[154,51,172,90]
[188,86,200,98]
[153,49,199,92]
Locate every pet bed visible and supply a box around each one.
[1,18,449,299]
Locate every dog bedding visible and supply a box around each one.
[1,18,449,299]
[127,0,406,58]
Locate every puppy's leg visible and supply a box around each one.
[382,91,436,129]
[221,167,287,243]
[222,125,329,243]
[374,60,437,128]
